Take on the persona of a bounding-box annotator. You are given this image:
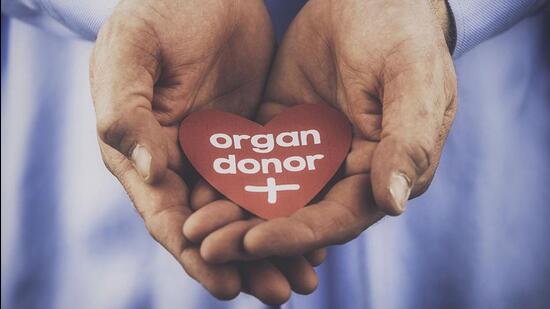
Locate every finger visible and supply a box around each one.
[305,248,327,266]
[180,247,241,300]
[256,101,292,124]
[201,219,264,263]
[103,147,190,256]
[100,143,240,300]
[273,256,318,295]
[183,199,246,243]
[370,58,457,215]
[244,175,384,257]
[190,179,222,211]
[241,260,291,305]
[90,15,166,183]
[343,138,377,176]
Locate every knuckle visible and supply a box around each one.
[388,135,433,174]
[96,104,147,153]
[96,111,127,147]
[404,139,433,175]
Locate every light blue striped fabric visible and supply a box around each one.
[0,0,115,39]
[2,1,549,308]
[447,0,549,57]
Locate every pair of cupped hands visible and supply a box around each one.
[89,0,457,305]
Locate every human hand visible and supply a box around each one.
[90,0,320,303]
[183,0,457,260]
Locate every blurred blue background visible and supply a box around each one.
[1,2,550,309]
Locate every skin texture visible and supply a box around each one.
[89,0,323,304]
[91,0,456,305]
[183,0,458,280]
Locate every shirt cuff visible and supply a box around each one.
[1,0,118,40]
[37,0,118,40]
[447,0,548,58]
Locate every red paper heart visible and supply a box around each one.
[179,104,351,219]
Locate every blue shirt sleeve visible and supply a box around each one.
[2,0,548,48]
[447,0,549,58]
[1,0,118,40]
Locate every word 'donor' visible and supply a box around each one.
[213,154,325,175]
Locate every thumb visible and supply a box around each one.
[90,16,167,183]
[95,104,167,183]
[370,67,456,216]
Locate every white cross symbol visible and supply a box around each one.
[244,177,300,204]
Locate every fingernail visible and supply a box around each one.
[389,173,411,213]
[131,144,151,180]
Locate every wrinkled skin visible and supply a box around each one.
[91,0,457,305]
[90,0,324,304]
[184,0,458,278]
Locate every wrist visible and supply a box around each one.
[429,0,456,52]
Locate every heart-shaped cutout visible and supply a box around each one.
[179,104,352,219]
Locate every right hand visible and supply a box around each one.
[90,0,319,303]
[183,0,457,265]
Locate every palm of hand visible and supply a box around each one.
[90,0,320,303]
[92,0,457,303]
[92,0,273,179]
[185,0,457,261]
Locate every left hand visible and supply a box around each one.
[90,0,321,303]
[183,0,457,261]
